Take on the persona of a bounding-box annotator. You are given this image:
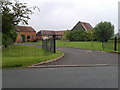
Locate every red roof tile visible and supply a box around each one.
[80,22,93,31]
[37,30,65,36]
[16,26,36,32]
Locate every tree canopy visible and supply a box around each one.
[94,22,114,42]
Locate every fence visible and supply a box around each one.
[42,36,56,54]
[103,37,119,51]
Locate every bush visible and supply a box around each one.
[62,30,71,40]
[95,21,114,42]
[2,34,13,48]
[62,29,97,41]
[2,30,17,48]
[68,30,86,41]
[84,29,97,41]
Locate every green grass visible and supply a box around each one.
[56,40,115,52]
[26,40,119,53]
[2,45,63,69]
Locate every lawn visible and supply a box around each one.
[56,40,117,52]
[2,45,63,68]
[26,40,118,53]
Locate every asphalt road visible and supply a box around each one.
[2,66,118,88]
[44,47,118,65]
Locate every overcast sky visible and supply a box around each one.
[19,0,119,33]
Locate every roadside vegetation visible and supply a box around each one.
[2,45,63,69]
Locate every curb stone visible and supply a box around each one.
[28,64,118,68]
[28,53,64,68]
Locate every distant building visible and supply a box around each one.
[36,30,65,40]
[71,21,93,31]
[15,26,36,43]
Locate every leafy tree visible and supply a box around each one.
[95,22,114,42]
[84,29,96,41]
[62,30,71,40]
[1,0,39,47]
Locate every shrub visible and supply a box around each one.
[68,30,85,41]
[62,30,71,40]
[95,21,114,42]
[2,34,13,48]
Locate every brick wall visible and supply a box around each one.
[15,32,36,43]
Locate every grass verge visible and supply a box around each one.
[56,40,119,53]
[26,40,119,53]
[2,45,63,69]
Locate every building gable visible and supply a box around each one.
[71,21,85,31]
[71,21,93,31]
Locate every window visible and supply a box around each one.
[27,36,30,39]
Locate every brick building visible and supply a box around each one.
[36,30,65,40]
[15,26,36,43]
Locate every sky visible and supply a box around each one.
[19,0,119,33]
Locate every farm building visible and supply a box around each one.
[36,30,65,40]
[15,26,37,43]
[72,21,93,31]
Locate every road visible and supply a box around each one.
[2,66,118,88]
[3,43,118,88]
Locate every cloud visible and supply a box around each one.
[19,0,119,33]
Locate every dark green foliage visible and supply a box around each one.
[2,30,17,48]
[2,34,13,48]
[21,34,26,42]
[68,30,86,41]
[62,29,97,41]
[84,29,97,41]
[94,22,114,42]
[10,30,17,42]
[62,30,71,40]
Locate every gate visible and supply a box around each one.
[42,35,56,54]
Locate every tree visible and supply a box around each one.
[1,0,39,47]
[84,29,96,41]
[95,21,114,42]
[62,30,71,40]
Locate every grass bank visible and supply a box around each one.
[2,45,63,69]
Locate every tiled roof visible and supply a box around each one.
[37,30,65,36]
[80,22,93,31]
[16,26,36,32]
[72,21,93,31]
[54,31,64,35]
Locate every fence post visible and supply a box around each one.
[53,35,56,53]
[102,39,105,50]
[114,37,117,51]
